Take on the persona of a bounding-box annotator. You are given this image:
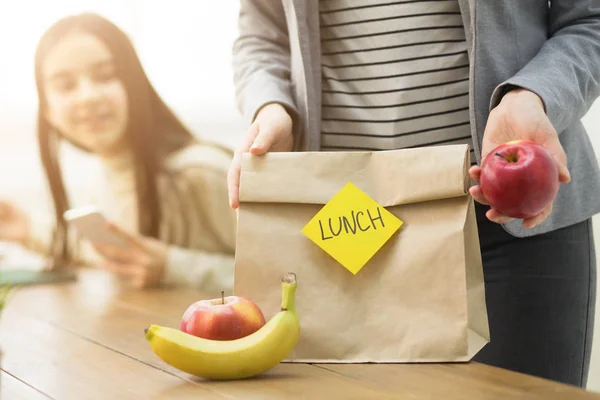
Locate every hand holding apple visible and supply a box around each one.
[469,88,570,228]
[479,140,559,219]
[180,292,266,341]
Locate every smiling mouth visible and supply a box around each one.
[78,114,113,127]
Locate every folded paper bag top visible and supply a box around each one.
[234,144,489,363]
[238,144,470,206]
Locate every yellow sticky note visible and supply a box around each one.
[302,182,403,275]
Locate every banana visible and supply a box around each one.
[145,272,300,380]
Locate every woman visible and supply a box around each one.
[228,0,599,388]
[0,13,236,291]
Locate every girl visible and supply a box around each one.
[0,13,236,291]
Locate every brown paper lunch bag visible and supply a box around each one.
[233,144,490,363]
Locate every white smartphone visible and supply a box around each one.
[63,205,128,247]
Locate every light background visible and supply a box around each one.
[0,0,599,390]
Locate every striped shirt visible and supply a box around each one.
[319,0,475,163]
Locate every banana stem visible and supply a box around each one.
[221,291,224,305]
[281,273,297,312]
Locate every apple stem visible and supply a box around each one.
[221,290,224,305]
[495,152,518,163]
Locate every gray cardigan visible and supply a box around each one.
[232,0,600,238]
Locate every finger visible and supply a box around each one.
[468,185,489,205]
[548,144,570,184]
[523,203,553,229]
[228,123,260,209]
[106,221,146,251]
[541,126,570,184]
[132,276,146,289]
[103,260,143,278]
[132,275,155,289]
[94,243,139,264]
[468,166,481,182]
[227,154,242,209]
[104,221,146,250]
[558,165,570,184]
[249,121,281,156]
[552,147,570,184]
[486,208,515,224]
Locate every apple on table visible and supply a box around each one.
[479,140,559,219]
[180,291,266,341]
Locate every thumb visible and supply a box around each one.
[545,137,570,184]
[249,123,279,156]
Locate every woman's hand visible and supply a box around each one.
[469,88,570,228]
[227,103,294,209]
[92,222,168,289]
[0,201,30,244]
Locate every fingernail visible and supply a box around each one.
[251,141,263,150]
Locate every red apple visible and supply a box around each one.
[180,292,266,341]
[479,140,559,219]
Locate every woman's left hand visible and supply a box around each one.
[92,222,168,289]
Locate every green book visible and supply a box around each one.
[0,269,77,287]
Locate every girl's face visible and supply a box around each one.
[42,31,128,157]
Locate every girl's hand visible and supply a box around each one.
[92,222,168,289]
[0,201,30,244]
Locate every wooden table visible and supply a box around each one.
[0,268,598,400]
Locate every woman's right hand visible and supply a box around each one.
[227,103,294,209]
[0,201,30,244]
